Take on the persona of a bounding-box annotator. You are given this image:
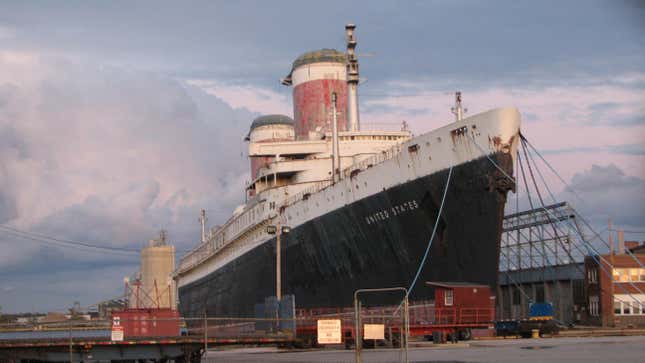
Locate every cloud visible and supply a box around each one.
[360,75,645,185]
[540,143,645,156]
[560,164,645,228]
[186,79,291,116]
[0,52,257,312]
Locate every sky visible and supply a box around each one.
[0,1,644,313]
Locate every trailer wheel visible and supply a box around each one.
[447,332,458,343]
[189,351,201,363]
[458,329,472,341]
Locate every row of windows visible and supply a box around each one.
[614,299,645,316]
[612,268,645,283]
[340,135,403,141]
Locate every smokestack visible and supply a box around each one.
[346,24,360,131]
[617,229,625,254]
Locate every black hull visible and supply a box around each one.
[179,153,514,317]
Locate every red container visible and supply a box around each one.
[426,282,495,324]
[112,308,180,338]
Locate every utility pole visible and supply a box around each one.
[276,218,282,301]
[68,319,73,363]
[267,221,290,301]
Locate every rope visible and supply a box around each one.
[390,165,454,319]
[472,135,643,303]
[407,165,453,296]
[523,137,644,268]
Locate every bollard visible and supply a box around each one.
[531,329,540,339]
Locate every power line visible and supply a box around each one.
[0,228,139,257]
[0,224,141,253]
[0,224,196,257]
[0,224,139,253]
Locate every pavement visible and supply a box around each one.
[204,335,645,362]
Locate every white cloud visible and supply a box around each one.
[560,164,645,229]
[360,76,645,182]
[0,52,259,312]
[186,79,291,116]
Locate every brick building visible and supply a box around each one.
[584,241,645,327]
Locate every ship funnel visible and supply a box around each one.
[346,24,360,131]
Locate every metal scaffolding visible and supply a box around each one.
[501,202,586,272]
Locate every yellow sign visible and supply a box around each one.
[317,319,342,344]
[363,324,385,340]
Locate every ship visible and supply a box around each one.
[174,25,520,318]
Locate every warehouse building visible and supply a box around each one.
[583,240,645,327]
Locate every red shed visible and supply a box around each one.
[426,282,495,324]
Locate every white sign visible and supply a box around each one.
[363,324,385,340]
[111,325,124,341]
[317,319,341,344]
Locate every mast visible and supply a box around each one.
[346,24,360,131]
[451,91,467,122]
[331,92,340,183]
[199,209,207,244]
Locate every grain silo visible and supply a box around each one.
[135,232,176,309]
